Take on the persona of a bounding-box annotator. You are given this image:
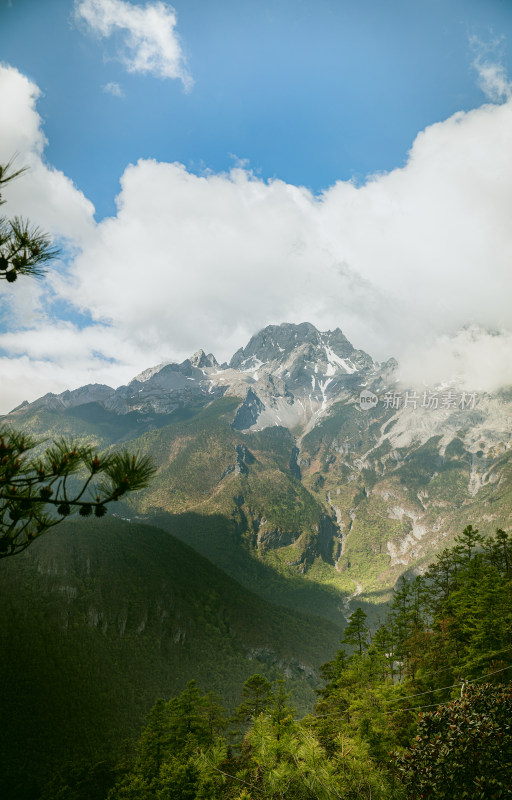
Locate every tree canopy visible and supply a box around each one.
[34,523,512,799]
[0,158,57,282]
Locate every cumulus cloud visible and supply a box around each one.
[0,64,95,245]
[0,65,97,410]
[56,97,512,388]
[2,63,512,411]
[74,0,193,89]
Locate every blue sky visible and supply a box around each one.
[2,0,512,218]
[1,0,512,411]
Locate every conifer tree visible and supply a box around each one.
[108,683,227,800]
[425,547,458,603]
[342,607,369,656]
[485,528,512,579]
[453,524,484,566]
[0,159,57,281]
[371,624,396,681]
[0,160,156,556]
[234,674,273,725]
[0,430,155,557]
[269,679,294,743]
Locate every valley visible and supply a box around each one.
[2,321,511,798]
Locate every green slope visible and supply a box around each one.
[8,388,512,622]
[143,510,348,626]
[113,397,350,624]
[300,400,512,598]
[0,516,342,799]
[2,400,195,449]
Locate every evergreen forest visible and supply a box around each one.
[36,525,512,800]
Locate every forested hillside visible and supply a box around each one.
[89,525,512,800]
[0,517,342,800]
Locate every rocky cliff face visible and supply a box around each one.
[7,322,383,432]
[4,322,512,601]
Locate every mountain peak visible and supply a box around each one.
[230,322,320,369]
[189,349,219,369]
[229,322,362,370]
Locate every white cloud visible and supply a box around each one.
[58,97,512,380]
[471,35,512,102]
[2,64,512,411]
[0,319,162,413]
[0,351,133,417]
[103,80,124,97]
[0,64,95,245]
[474,58,512,102]
[75,0,193,89]
[398,327,512,394]
[0,65,97,411]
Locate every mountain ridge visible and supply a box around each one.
[3,322,385,433]
[3,320,512,608]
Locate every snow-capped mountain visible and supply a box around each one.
[12,322,391,432]
[4,320,512,603]
[7,321,512,464]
